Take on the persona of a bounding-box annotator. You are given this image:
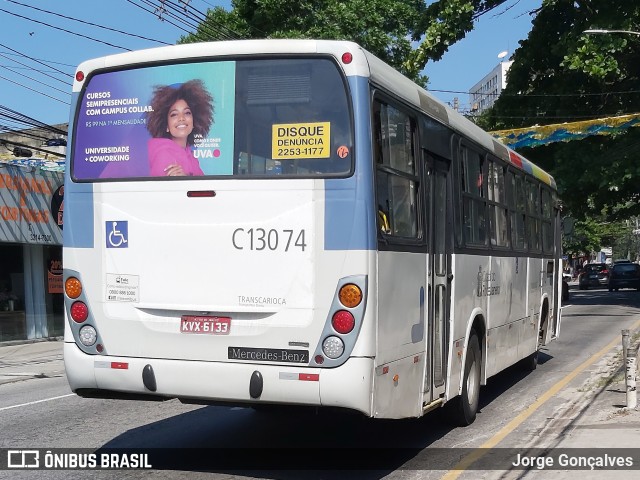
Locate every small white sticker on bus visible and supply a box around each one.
[105,273,139,302]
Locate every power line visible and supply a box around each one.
[0,7,131,51]
[141,0,213,41]
[0,74,69,104]
[5,0,172,45]
[125,0,197,37]
[160,0,241,40]
[0,64,69,75]
[0,124,55,143]
[0,51,75,69]
[126,0,244,43]
[431,88,640,97]
[0,66,70,96]
[0,42,73,78]
[0,105,67,135]
[0,52,69,86]
[0,138,65,158]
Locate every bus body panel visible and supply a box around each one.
[64,341,375,415]
[372,353,424,419]
[450,253,553,381]
[64,238,378,364]
[372,250,427,418]
[376,251,427,365]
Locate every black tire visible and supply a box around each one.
[449,331,481,426]
[522,307,546,371]
[521,350,539,371]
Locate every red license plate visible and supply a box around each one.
[180,316,231,335]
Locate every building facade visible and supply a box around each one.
[469,60,513,114]
[1,126,66,342]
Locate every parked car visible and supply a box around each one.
[608,262,640,291]
[578,263,609,289]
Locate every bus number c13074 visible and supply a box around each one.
[232,228,307,252]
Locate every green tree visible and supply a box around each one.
[562,216,640,263]
[483,0,640,221]
[611,217,640,261]
[178,0,510,86]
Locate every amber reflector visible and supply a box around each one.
[338,283,362,308]
[65,277,82,299]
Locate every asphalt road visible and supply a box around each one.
[0,284,638,480]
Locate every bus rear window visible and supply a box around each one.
[72,58,353,181]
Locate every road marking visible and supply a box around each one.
[441,316,640,479]
[0,394,74,413]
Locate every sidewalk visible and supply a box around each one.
[0,338,65,385]
[536,341,640,478]
[481,338,640,479]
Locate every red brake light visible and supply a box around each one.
[341,52,353,64]
[332,310,355,334]
[75,71,85,82]
[70,301,89,323]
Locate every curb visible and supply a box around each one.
[0,336,63,348]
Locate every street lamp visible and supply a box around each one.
[584,29,640,36]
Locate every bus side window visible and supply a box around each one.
[373,99,419,239]
[461,145,486,246]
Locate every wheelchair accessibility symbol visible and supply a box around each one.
[106,221,128,248]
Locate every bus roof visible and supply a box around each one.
[73,39,555,189]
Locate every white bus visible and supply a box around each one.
[63,40,562,424]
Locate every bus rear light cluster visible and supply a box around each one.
[313,276,367,367]
[64,270,105,354]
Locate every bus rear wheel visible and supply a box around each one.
[449,331,481,426]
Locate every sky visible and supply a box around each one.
[0,0,541,129]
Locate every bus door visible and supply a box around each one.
[423,153,451,404]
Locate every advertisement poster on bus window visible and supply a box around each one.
[73,61,235,179]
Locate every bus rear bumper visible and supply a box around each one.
[64,342,374,415]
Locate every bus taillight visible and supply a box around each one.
[75,71,85,82]
[78,325,97,346]
[70,301,89,323]
[322,336,344,359]
[65,277,82,299]
[338,283,362,308]
[332,310,355,334]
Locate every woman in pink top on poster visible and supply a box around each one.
[146,79,214,176]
